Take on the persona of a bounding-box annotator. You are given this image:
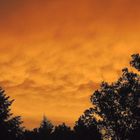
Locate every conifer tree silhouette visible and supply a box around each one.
[38,116,53,140]
[0,88,23,140]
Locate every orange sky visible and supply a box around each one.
[0,0,140,129]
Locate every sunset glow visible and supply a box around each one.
[0,0,140,129]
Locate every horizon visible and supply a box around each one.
[0,0,140,129]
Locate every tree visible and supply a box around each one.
[38,116,54,140]
[74,109,102,140]
[52,123,74,140]
[24,128,39,140]
[82,54,140,140]
[0,88,23,140]
[130,53,140,71]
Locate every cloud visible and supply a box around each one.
[0,0,140,129]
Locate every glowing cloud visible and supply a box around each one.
[0,0,140,128]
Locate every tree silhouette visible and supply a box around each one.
[1,54,140,140]
[0,88,23,140]
[74,109,102,140]
[82,54,140,140]
[24,128,39,140]
[130,53,140,71]
[52,123,74,140]
[38,116,54,140]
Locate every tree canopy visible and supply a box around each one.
[81,54,140,140]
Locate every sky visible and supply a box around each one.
[0,0,140,129]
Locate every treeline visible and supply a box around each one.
[0,84,102,140]
[24,116,101,140]
[0,54,140,140]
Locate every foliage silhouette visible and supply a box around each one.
[38,116,54,140]
[81,54,140,140]
[51,123,74,140]
[74,113,102,140]
[0,88,23,140]
[24,116,54,140]
[0,54,140,140]
[130,53,140,71]
[24,128,39,140]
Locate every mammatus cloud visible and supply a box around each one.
[0,0,140,128]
